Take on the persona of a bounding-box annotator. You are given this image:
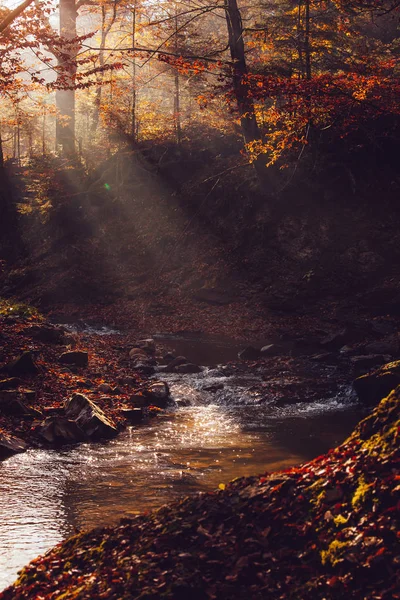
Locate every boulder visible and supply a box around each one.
[260,344,289,357]
[164,356,188,373]
[0,377,21,390]
[353,360,400,406]
[144,382,171,407]
[350,354,391,371]
[135,363,155,375]
[0,432,28,459]
[320,328,355,350]
[130,393,150,408]
[132,339,156,354]
[129,348,148,360]
[60,351,88,367]
[370,320,396,336]
[175,363,203,374]
[35,417,87,445]
[121,407,144,424]
[0,390,40,417]
[364,339,399,356]
[238,346,260,361]
[65,393,117,439]
[3,352,39,377]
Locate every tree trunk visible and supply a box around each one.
[91,3,117,133]
[173,11,182,147]
[56,0,77,156]
[224,0,272,188]
[304,0,312,80]
[131,4,137,141]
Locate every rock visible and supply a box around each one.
[144,382,170,407]
[260,344,288,357]
[320,328,352,350]
[203,383,224,392]
[238,346,260,361]
[0,377,21,390]
[353,360,400,405]
[147,381,170,399]
[135,363,155,375]
[22,389,36,402]
[370,320,396,336]
[121,407,144,424]
[129,394,149,408]
[27,325,66,344]
[164,356,189,373]
[60,351,88,367]
[175,363,203,374]
[163,352,176,361]
[129,348,148,360]
[0,432,28,458]
[130,394,150,408]
[3,352,39,377]
[65,393,117,439]
[132,339,156,354]
[339,345,363,356]
[351,354,391,371]
[0,390,40,417]
[98,383,113,394]
[175,398,191,407]
[35,417,87,445]
[364,339,399,356]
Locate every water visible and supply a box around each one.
[0,387,361,590]
[0,331,362,590]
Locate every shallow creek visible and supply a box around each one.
[0,331,362,590]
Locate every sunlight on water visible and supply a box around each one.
[0,396,361,590]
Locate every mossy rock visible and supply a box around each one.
[353,360,400,406]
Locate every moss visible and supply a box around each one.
[333,514,348,527]
[0,297,42,320]
[321,539,350,566]
[352,476,372,509]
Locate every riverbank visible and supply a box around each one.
[1,381,398,599]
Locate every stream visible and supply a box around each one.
[0,331,363,590]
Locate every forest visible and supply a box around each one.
[0,0,399,598]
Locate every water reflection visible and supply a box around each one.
[0,400,361,590]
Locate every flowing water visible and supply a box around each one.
[0,332,363,590]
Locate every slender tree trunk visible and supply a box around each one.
[0,128,4,168]
[91,1,118,133]
[56,0,77,156]
[304,0,312,80]
[224,0,271,187]
[297,1,305,78]
[173,12,182,147]
[174,71,182,146]
[131,4,137,141]
[42,108,46,155]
